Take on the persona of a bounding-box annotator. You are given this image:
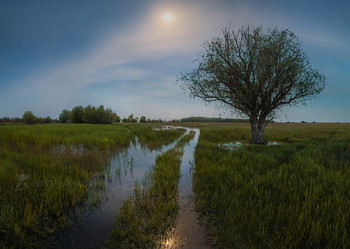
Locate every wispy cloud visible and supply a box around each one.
[2,0,348,121]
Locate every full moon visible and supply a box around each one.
[162,12,173,22]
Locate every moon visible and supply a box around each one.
[162,12,173,22]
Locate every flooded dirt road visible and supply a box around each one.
[161,128,211,249]
[54,127,210,249]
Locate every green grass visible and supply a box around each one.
[193,123,350,249]
[0,123,184,249]
[104,131,196,249]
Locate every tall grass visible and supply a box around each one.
[0,123,184,249]
[193,123,350,249]
[104,131,196,249]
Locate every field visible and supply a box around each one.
[1,122,350,249]
[0,124,184,248]
[192,122,350,249]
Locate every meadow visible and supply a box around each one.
[1,122,350,249]
[192,122,350,249]
[0,123,184,249]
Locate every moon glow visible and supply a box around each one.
[162,12,173,22]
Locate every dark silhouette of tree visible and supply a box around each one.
[59,109,71,123]
[139,116,147,123]
[59,105,119,124]
[179,26,326,144]
[127,114,138,123]
[71,106,84,123]
[114,113,121,123]
[82,105,96,123]
[22,111,36,125]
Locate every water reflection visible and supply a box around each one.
[158,127,203,249]
[54,133,182,249]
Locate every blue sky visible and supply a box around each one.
[1,0,349,121]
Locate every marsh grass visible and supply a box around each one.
[104,131,196,249]
[0,123,184,249]
[193,123,350,249]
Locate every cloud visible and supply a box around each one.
[2,0,347,121]
[4,2,240,116]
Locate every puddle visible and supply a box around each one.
[153,125,179,131]
[219,141,282,151]
[219,141,244,151]
[268,141,282,146]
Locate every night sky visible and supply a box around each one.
[1,0,349,121]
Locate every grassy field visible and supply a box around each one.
[0,123,184,249]
[192,122,350,249]
[104,131,196,249]
[2,122,349,248]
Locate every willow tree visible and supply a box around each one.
[179,26,326,144]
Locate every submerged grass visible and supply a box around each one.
[193,123,350,249]
[104,131,196,249]
[0,123,184,249]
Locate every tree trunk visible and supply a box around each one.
[250,120,266,144]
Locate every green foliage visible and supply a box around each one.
[59,105,118,124]
[180,116,250,122]
[104,132,195,249]
[22,111,36,125]
[121,114,140,123]
[193,123,350,249]
[139,116,147,123]
[71,106,84,123]
[59,109,71,123]
[128,114,138,123]
[0,123,184,248]
[114,113,121,123]
[82,105,116,124]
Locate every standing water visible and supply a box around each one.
[161,128,211,249]
[53,127,209,249]
[54,136,181,249]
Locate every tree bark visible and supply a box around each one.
[250,120,266,144]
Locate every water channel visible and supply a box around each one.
[53,126,204,249]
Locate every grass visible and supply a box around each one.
[193,122,350,249]
[0,123,184,249]
[104,131,196,249]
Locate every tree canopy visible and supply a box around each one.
[22,111,35,125]
[179,26,326,144]
[59,105,119,124]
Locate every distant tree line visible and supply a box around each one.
[1,107,167,125]
[3,108,244,126]
[59,105,167,124]
[120,114,165,123]
[180,116,250,122]
[0,111,58,125]
[59,105,120,124]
